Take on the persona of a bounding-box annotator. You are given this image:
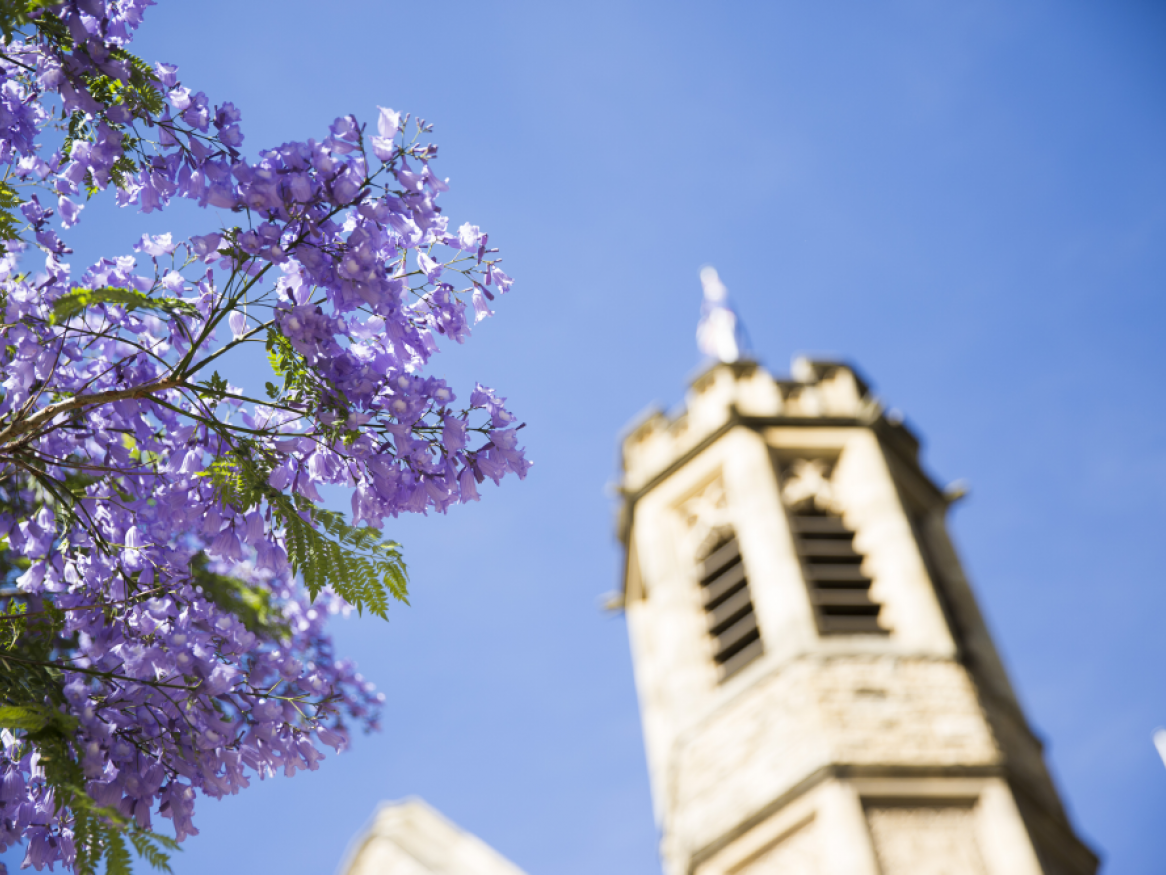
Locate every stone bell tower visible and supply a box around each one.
[615,356,1098,875]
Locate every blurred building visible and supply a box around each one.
[614,357,1097,875]
[339,356,1098,875]
[337,798,527,875]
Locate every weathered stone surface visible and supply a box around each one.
[619,359,1097,875]
[733,815,821,874]
[668,655,999,855]
[866,804,988,875]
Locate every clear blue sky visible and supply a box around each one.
[7,1,1166,873]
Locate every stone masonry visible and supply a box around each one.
[616,358,1097,875]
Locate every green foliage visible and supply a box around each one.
[189,553,288,638]
[278,503,407,617]
[50,286,198,325]
[0,702,78,733]
[196,371,229,402]
[104,831,134,875]
[106,47,165,117]
[199,448,408,618]
[0,180,23,242]
[128,830,180,874]
[266,328,326,408]
[0,598,28,649]
[0,1,60,42]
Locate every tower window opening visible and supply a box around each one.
[790,507,888,635]
[697,532,764,678]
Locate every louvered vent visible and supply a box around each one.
[698,533,764,678]
[790,508,887,635]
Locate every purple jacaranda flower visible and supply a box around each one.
[396,159,423,191]
[136,232,176,256]
[209,528,242,561]
[154,61,179,87]
[316,725,348,752]
[421,164,449,193]
[472,287,493,323]
[190,231,222,259]
[457,222,481,251]
[417,251,442,282]
[167,86,192,112]
[228,310,247,340]
[0,6,525,865]
[369,106,400,160]
[377,106,400,138]
[179,446,204,473]
[161,269,185,292]
[442,415,466,452]
[287,172,312,203]
[490,425,527,461]
[243,511,265,544]
[16,156,50,179]
[268,459,294,490]
[488,265,514,293]
[458,466,480,502]
[20,195,51,227]
[57,194,82,228]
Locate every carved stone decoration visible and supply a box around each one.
[780,458,842,514]
[678,477,733,560]
[865,804,988,875]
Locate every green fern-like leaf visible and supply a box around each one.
[105,830,134,875]
[0,702,76,733]
[271,498,407,618]
[109,46,164,116]
[0,180,22,242]
[129,830,177,873]
[197,446,408,618]
[0,1,58,42]
[50,286,198,325]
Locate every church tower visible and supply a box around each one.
[615,357,1098,875]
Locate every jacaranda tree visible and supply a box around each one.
[0,2,529,871]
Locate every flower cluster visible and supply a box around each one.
[0,2,527,871]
